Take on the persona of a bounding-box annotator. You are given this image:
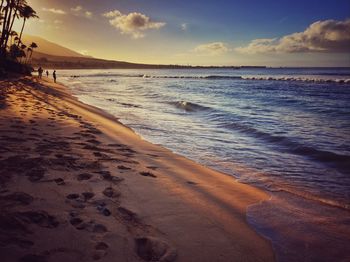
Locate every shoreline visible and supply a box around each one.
[0,76,275,261]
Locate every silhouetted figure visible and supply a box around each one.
[53,70,57,83]
[38,67,43,79]
[46,70,49,77]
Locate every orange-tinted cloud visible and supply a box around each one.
[71,5,93,19]
[103,10,166,39]
[41,7,66,15]
[194,42,230,56]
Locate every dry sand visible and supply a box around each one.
[0,77,275,262]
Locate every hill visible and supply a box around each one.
[22,35,86,58]
[30,52,199,69]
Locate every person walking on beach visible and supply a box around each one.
[46,70,49,77]
[38,67,43,79]
[53,70,57,83]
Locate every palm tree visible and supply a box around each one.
[2,0,21,48]
[1,0,23,56]
[9,29,17,44]
[17,4,37,47]
[0,1,11,50]
[0,0,5,12]
[19,42,25,62]
[25,41,36,63]
[25,46,30,63]
[5,0,22,46]
[13,35,19,44]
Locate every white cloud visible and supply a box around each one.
[71,6,82,12]
[103,10,121,18]
[181,23,188,31]
[236,19,350,54]
[84,11,92,19]
[71,5,93,19]
[42,7,66,15]
[102,9,166,39]
[194,42,230,56]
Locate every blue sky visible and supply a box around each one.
[25,0,350,66]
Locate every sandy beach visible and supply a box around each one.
[0,76,275,262]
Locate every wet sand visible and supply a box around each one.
[0,76,275,262]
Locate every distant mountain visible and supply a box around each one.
[27,36,255,70]
[22,35,86,58]
[30,51,197,69]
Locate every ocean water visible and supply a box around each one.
[58,67,350,261]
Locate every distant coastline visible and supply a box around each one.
[31,52,267,69]
[31,54,350,70]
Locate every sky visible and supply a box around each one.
[15,0,350,66]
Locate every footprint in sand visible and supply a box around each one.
[103,187,121,198]
[82,192,95,201]
[117,165,131,171]
[69,217,83,226]
[95,242,109,250]
[69,213,107,233]
[66,193,80,200]
[117,207,139,223]
[66,194,86,209]
[93,242,109,260]
[139,171,157,178]
[0,192,33,207]
[93,151,108,158]
[77,173,93,181]
[66,192,95,208]
[94,201,111,216]
[94,170,124,184]
[135,236,177,262]
[26,168,46,182]
[147,166,158,170]
[14,210,59,228]
[54,178,65,185]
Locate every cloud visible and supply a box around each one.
[84,11,93,19]
[181,23,187,31]
[236,19,350,54]
[41,7,66,15]
[103,10,121,18]
[71,5,93,19]
[102,10,166,39]
[194,42,230,56]
[71,6,82,12]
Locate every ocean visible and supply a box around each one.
[59,67,350,261]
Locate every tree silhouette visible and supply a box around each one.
[25,41,36,63]
[0,0,38,61]
[17,3,37,47]
[9,29,16,44]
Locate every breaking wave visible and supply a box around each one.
[169,101,212,112]
[71,73,350,84]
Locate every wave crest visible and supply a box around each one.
[70,73,350,84]
[222,122,350,172]
[170,101,211,112]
